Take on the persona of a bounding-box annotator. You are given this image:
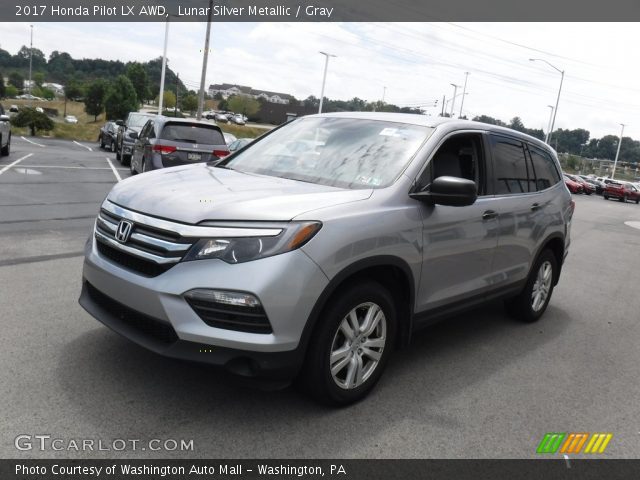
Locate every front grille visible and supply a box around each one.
[94,206,194,277]
[86,282,178,344]
[97,242,170,277]
[186,297,273,334]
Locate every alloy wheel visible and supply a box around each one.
[531,261,553,312]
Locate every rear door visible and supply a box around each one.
[487,135,556,288]
[157,122,227,167]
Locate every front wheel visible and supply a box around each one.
[299,282,396,406]
[1,134,10,156]
[620,195,626,203]
[505,249,557,323]
[603,195,608,200]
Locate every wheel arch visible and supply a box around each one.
[534,233,566,285]
[300,256,416,356]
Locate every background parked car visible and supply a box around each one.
[115,112,155,165]
[0,103,11,156]
[603,181,640,203]
[563,173,583,194]
[214,112,229,123]
[64,115,78,124]
[228,137,254,152]
[98,121,119,152]
[129,116,229,174]
[9,105,19,113]
[579,175,605,194]
[566,174,594,195]
[229,114,246,125]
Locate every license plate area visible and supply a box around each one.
[188,153,202,161]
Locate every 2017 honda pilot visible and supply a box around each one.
[79,113,573,405]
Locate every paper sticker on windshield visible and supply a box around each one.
[379,128,400,136]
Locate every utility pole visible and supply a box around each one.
[197,0,213,120]
[175,72,179,115]
[545,105,554,143]
[530,59,564,145]
[458,72,469,118]
[441,95,445,116]
[611,123,625,179]
[382,86,387,103]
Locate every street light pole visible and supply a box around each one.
[545,105,554,143]
[458,72,469,118]
[318,51,336,114]
[611,123,625,180]
[530,58,564,145]
[449,83,460,117]
[382,86,387,103]
[197,0,213,120]
[28,25,33,104]
[158,18,171,113]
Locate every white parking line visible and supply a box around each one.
[16,164,128,171]
[0,153,34,176]
[20,136,45,148]
[106,157,122,181]
[73,140,93,152]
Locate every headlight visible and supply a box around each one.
[182,221,321,264]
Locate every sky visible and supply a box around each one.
[0,22,638,140]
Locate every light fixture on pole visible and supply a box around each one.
[318,51,336,114]
[196,0,213,120]
[449,83,461,117]
[158,18,171,113]
[458,72,469,118]
[530,58,564,145]
[545,105,554,143]
[611,123,625,180]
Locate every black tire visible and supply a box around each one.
[603,195,608,200]
[620,195,626,203]
[636,198,639,205]
[298,281,396,406]
[0,134,9,156]
[110,140,116,153]
[116,143,122,162]
[505,249,558,323]
[99,135,105,149]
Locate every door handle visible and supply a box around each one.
[482,210,498,220]
[530,203,542,211]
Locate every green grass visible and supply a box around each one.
[219,124,270,139]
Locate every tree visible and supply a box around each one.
[126,62,149,106]
[8,72,24,91]
[5,85,18,98]
[472,114,506,126]
[104,75,138,120]
[63,78,84,116]
[509,116,526,132]
[0,73,5,98]
[13,107,54,136]
[84,80,108,121]
[181,94,198,114]
[228,95,260,117]
[33,86,55,100]
[161,91,176,109]
[33,72,45,87]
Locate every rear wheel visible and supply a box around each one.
[505,249,557,323]
[99,135,105,149]
[110,140,116,153]
[620,195,626,203]
[0,134,9,156]
[116,143,122,162]
[299,282,396,406]
[604,195,608,200]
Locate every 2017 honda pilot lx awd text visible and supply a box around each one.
[79,113,573,405]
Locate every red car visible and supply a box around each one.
[603,181,640,204]
[567,174,595,195]
[563,174,583,194]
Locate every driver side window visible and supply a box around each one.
[417,133,485,195]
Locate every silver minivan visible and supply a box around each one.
[79,113,573,405]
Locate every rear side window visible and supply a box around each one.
[490,135,532,194]
[528,146,561,191]
[160,123,225,145]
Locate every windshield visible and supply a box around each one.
[128,114,153,128]
[223,117,433,189]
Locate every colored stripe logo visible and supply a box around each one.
[537,433,612,454]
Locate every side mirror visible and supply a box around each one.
[115,120,124,126]
[0,115,10,122]
[410,176,477,207]
[128,131,139,140]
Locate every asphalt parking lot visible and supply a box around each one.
[1,138,639,459]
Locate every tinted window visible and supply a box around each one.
[491,136,531,194]
[160,123,225,145]
[128,114,154,128]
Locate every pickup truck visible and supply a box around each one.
[0,103,11,156]
[603,181,640,204]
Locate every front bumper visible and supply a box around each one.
[79,234,329,379]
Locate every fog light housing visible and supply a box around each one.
[183,289,272,334]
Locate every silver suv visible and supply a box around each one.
[79,113,573,405]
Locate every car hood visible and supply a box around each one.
[106,163,372,223]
